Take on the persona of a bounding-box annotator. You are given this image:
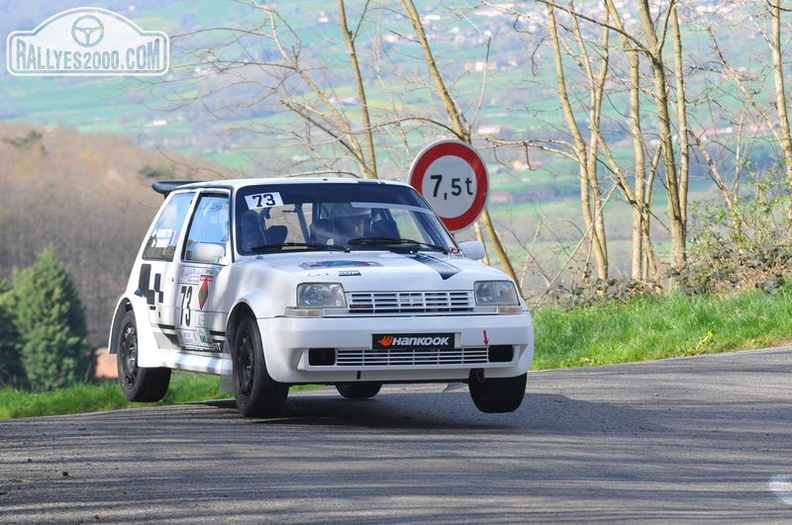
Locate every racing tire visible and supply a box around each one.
[468,371,527,413]
[232,316,289,417]
[116,310,171,402]
[336,382,382,399]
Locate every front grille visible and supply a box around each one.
[336,347,488,367]
[347,291,474,315]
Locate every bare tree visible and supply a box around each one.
[398,0,522,291]
[637,0,688,274]
[490,1,665,283]
[769,1,792,222]
[605,0,659,281]
[262,5,378,178]
[491,0,693,283]
[545,3,609,281]
[338,0,378,179]
[694,0,792,234]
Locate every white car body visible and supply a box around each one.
[109,177,533,415]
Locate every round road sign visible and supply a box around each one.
[408,139,489,232]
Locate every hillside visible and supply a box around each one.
[0,121,228,346]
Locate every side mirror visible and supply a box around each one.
[189,242,226,264]
[458,240,485,261]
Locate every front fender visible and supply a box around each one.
[233,287,285,319]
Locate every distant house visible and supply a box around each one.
[490,190,513,204]
[464,61,500,72]
[328,96,360,107]
[95,348,117,378]
[696,126,734,141]
[477,124,514,136]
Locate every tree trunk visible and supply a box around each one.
[638,0,687,275]
[338,0,377,180]
[770,3,792,224]
[547,4,608,280]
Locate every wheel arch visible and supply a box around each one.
[108,298,134,354]
[226,301,256,349]
[225,300,289,417]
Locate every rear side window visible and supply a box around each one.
[142,192,194,261]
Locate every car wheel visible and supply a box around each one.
[116,310,171,402]
[232,316,289,417]
[336,382,382,399]
[468,371,526,413]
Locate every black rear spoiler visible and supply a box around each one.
[151,180,200,198]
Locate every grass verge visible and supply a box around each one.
[533,286,792,369]
[0,371,229,419]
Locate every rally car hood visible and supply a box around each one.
[235,250,506,291]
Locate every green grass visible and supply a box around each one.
[0,371,228,419]
[533,286,792,369]
[0,371,322,419]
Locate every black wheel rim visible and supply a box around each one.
[120,322,138,389]
[235,324,255,397]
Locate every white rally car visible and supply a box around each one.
[109,177,533,416]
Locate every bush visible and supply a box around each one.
[684,168,792,294]
[10,247,94,391]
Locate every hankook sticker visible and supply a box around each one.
[373,333,455,349]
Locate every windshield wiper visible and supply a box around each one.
[248,242,345,253]
[346,237,448,253]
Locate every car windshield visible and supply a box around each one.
[235,181,456,255]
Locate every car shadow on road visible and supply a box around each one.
[202,390,666,435]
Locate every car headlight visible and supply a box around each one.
[475,281,519,306]
[296,283,346,309]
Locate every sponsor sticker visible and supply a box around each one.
[300,261,382,270]
[7,7,169,76]
[179,266,215,285]
[373,333,455,349]
[198,274,213,309]
[153,228,175,248]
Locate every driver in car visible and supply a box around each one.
[330,203,370,245]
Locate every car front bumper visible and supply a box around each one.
[257,313,533,384]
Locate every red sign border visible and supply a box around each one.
[408,140,488,232]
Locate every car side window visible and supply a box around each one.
[142,192,194,261]
[183,194,230,263]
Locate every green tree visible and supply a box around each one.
[0,279,25,388]
[12,247,94,391]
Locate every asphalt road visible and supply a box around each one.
[1,347,791,524]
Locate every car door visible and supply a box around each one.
[174,192,232,354]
